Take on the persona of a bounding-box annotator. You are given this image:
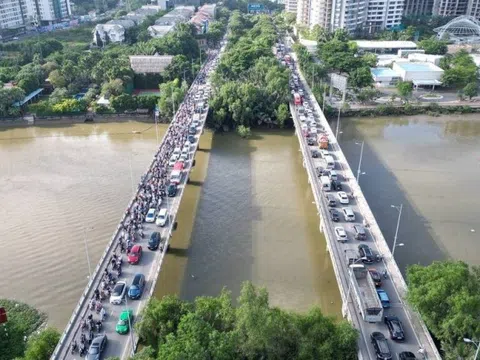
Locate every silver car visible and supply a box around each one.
[86,334,107,360]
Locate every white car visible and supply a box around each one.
[145,208,156,223]
[173,147,181,157]
[168,156,177,167]
[110,281,127,305]
[299,115,307,122]
[338,191,349,204]
[320,149,330,158]
[182,144,190,154]
[179,153,188,162]
[301,124,308,131]
[156,208,168,227]
[334,227,348,242]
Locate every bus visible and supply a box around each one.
[294,93,302,105]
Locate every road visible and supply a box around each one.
[52,41,227,360]
[284,37,440,360]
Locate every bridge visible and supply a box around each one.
[286,42,441,360]
[50,42,226,360]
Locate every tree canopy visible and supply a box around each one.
[441,50,478,88]
[208,13,291,131]
[136,282,358,360]
[407,261,480,359]
[418,37,448,55]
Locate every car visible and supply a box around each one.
[156,208,168,227]
[168,156,177,167]
[377,289,391,308]
[148,232,161,250]
[334,226,348,242]
[370,332,392,360]
[384,316,405,341]
[127,244,142,265]
[331,180,342,191]
[307,138,315,146]
[145,208,156,223]
[398,351,416,360]
[167,183,177,197]
[188,135,196,143]
[189,126,197,135]
[329,208,340,222]
[320,149,330,158]
[358,244,375,263]
[368,268,382,287]
[128,273,145,299]
[353,224,367,240]
[179,153,188,162]
[338,191,349,204]
[116,309,133,334]
[110,281,127,305]
[311,150,320,158]
[182,144,190,154]
[86,334,107,360]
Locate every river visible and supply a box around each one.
[3,114,477,330]
[338,114,480,269]
[0,122,340,329]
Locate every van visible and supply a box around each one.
[377,289,390,308]
[320,176,331,191]
[324,155,335,169]
[325,193,336,207]
[342,207,355,222]
[328,170,338,181]
[353,225,367,240]
[170,170,182,185]
[156,208,168,227]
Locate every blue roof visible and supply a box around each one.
[13,88,44,107]
[370,67,398,77]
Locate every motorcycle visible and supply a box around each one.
[80,319,87,332]
[95,302,102,314]
[95,321,102,332]
[70,341,78,354]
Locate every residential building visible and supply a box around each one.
[331,0,368,32]
[432,0,468,16]
[148,6,195,39]
[0,0,28,30]
[365,0,404,32]
[286,0,298,13]
[296,0,310,26]
[403,0,434,16]
[296,0,332,29]
[26,0,71,25]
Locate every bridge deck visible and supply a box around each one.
[52,42,227,360]
[285,36,441,360]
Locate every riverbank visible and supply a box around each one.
[0,299,47,360]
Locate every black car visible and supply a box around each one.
[384,316,405,341]
[307,137,315,146]
[148,232,161,250]
[331,179,342,191]
[399,352,416,360]
[370,332,392,360]
[188,135,196,143]
[329,208,340,222]
[167,183,177,197]
[86,334,107,360]
[368,268,382,287]
[311,150,319,158]
[358,244,375,263]
[316,166,326,177]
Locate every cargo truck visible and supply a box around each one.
[348,264,383,323]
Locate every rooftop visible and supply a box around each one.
[129,55,174,74]
[370,67,399,78]
[394,62,443,72]
[354,40,417,49]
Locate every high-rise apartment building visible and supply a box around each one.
[331,0,368,32]
[0,0,28,29]
[365,0,404,32]
[26,0,71,25]
[296,0,310,25]
[286,0,298,13]
[403,0,434,15]
[432,0,467,15]
[467,0,480,17]
[296,0,332,29]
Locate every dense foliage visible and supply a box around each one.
[0,299,47,360]
[418,37,448,55]
[441,50,479,88]
[135,282,358,360]
[208,13,291,131]
[407,261,480,359]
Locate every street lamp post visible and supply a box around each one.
[335,106,341,139]
[390,204,403,258]
[464,338,480,360]
[342,257,367,317]
[355,141,365,184]
[124,296,135,357]
[82,226,92,279]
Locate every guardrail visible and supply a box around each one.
[51,46,225,360]
[290,51,441,359]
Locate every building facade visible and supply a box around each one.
[432,0,468,16]
[364,0,404,32]
[26,0,71,25]
[286,0,298,13]
[331,0,368,32]
[0,0,28,30]
[403,0,434,15]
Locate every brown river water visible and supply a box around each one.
[1,114,479,329]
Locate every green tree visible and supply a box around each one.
[362,52,377,67]
[275,103,290,128]
[407,261,480,359]
[348,67,373,89]
[23,327,60,360]
[419,37,448,55]
[356,88,380,104]
[51,99,86,113]
[110,94,137,112]
[396,81,413,101]
[101,79,124,98]
[463,82,478,100]
[48,70,66,89]
[157,79,187,118]
[0,87,25,117]
[49,88,68,105]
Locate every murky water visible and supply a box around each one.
[338,114,480,270]
[0,123,341,329]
